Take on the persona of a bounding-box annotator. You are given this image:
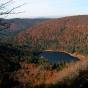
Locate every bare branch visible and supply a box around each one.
[0,0,13,10]
[5,3,25,15]
[0,0,25,32]
[0,0,25,15]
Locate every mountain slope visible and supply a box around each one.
[17,15,88,54]
[0,18,50,43]
[0,18,50,36]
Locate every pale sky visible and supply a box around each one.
[1,0,88,18]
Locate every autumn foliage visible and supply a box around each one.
[17,15,88,54]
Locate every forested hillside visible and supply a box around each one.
[17,15,88,55]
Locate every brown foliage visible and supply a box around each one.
[17,15,88,54]
[11,55,88,88]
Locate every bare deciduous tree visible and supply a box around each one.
[0,0,24,30]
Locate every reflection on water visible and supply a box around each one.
[39,51,79,64]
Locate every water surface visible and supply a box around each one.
[39,51,79,64]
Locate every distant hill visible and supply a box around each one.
[0,18,50,42]
[0,18,50,32]
[17,15,88,54]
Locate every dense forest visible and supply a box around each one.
[17,15,88,55]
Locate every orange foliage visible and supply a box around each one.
[17,15,88,53]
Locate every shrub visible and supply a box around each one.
[52,61,66,71]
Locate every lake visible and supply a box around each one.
[39,51,79,64]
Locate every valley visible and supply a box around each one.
[0,15,88,88]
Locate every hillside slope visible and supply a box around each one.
[0,18,50,43]
[0,18,50,38]
[17,15,88,54]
